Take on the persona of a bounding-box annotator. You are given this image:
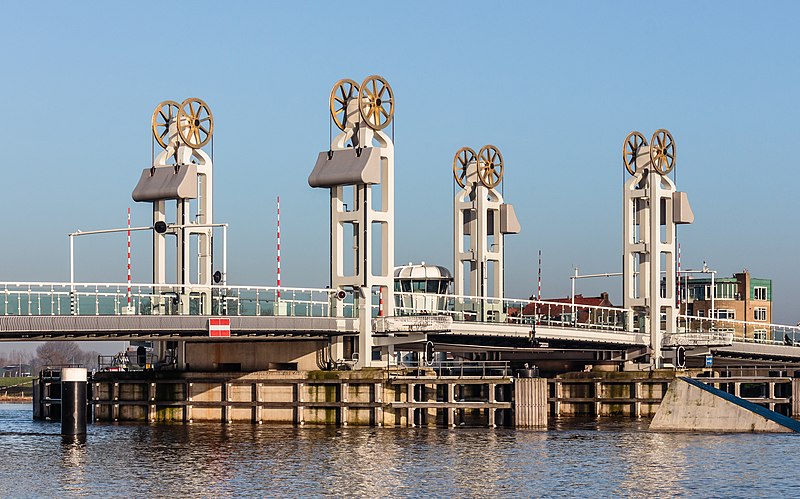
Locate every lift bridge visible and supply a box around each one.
[2,81,800,372]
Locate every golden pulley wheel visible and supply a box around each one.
[359,75,394,130]
[649,129,675,175]
[151,100,180,149]
[453,146,477,188]
[622,131,648,176]
[329,78,359,131]
[477,145,504,189]
[177,97,214,149]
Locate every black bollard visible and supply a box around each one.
[61,367,87,436]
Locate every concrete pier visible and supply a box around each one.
[89,368,522,427]
[651,377,800,432]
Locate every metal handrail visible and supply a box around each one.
[396,359,512,378]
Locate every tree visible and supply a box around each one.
[35,341,85,367]
[33,342,100,372]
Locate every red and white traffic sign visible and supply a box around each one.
[208,317,231,337]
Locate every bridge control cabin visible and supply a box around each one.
[394,263,453,315]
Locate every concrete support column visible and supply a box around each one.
[148,382,156,422]
[223,382,231,423]
[555,380,562,417]
[734,382,741,398]
[297,382,305,425]
[407,383,416,427]
[374,382,383,427]
[329,337,344,366]
[112,382,120,422]
[634,382,642,418]
[341,382,349,426]
[186,382,193,423]
[447,383,456,427]
[255,383,263,424]
[177,341,187,370]
[594,381,602,417]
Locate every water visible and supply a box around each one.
[1,403,799,498]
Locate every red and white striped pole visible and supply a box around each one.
[537,249,542,301]
[127,207,132,308]
[277,196,281,300]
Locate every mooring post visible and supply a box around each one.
[61,367,88,436]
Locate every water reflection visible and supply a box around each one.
[1,405,800,497]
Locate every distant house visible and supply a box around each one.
[510,292,615,325]
[2,364,32,377]
[679,270,773,341]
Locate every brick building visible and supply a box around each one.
[679,271,772,341]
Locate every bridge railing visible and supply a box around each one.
[0,281,355,318]
[395,359,512,378]
[393,292,634,333]
[677,314,800,346]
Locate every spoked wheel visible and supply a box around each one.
[649,128,675,175]
[622,131,648,176]
[151,100,180,149]
[477,145,503,189]
[453,146,477,188]
[177,98,214,149]
[359,75,394,130]
[329,78,359,131]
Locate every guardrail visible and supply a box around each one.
[395,360,512,378]
[393,291,633,333]
[663,331,734,347]
[0,281,355,319]
[677,314,800,346]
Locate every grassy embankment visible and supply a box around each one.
[0,376,34,401]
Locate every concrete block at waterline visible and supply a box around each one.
[650,378,792,432]
[119,383,147,401]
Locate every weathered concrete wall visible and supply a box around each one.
[185,340,324,371]
[514,378,548,427]
[89,369,513,427]
[651,378,792,432]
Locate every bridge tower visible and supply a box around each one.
[452,146,520,321]
[308,76,395,368]
[622,129,694,368]
[132,98,216,315]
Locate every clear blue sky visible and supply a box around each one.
[1,0,799,338]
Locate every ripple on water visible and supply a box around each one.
[0,405,798,497]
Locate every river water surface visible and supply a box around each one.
[1,403,798,497]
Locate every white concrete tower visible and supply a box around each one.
[622,129,693,368]
[132,99,216,315]
[309,76,395,368]
[452,146,520,322]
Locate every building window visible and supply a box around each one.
[753,329,767,342]
[712,309,735,320]
[754,307,767,321]
[716,283,737,300]
[754,286,768,301]
[697,310,704,317]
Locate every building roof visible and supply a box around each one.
[518,293,613,316]
[394,263,452,280]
